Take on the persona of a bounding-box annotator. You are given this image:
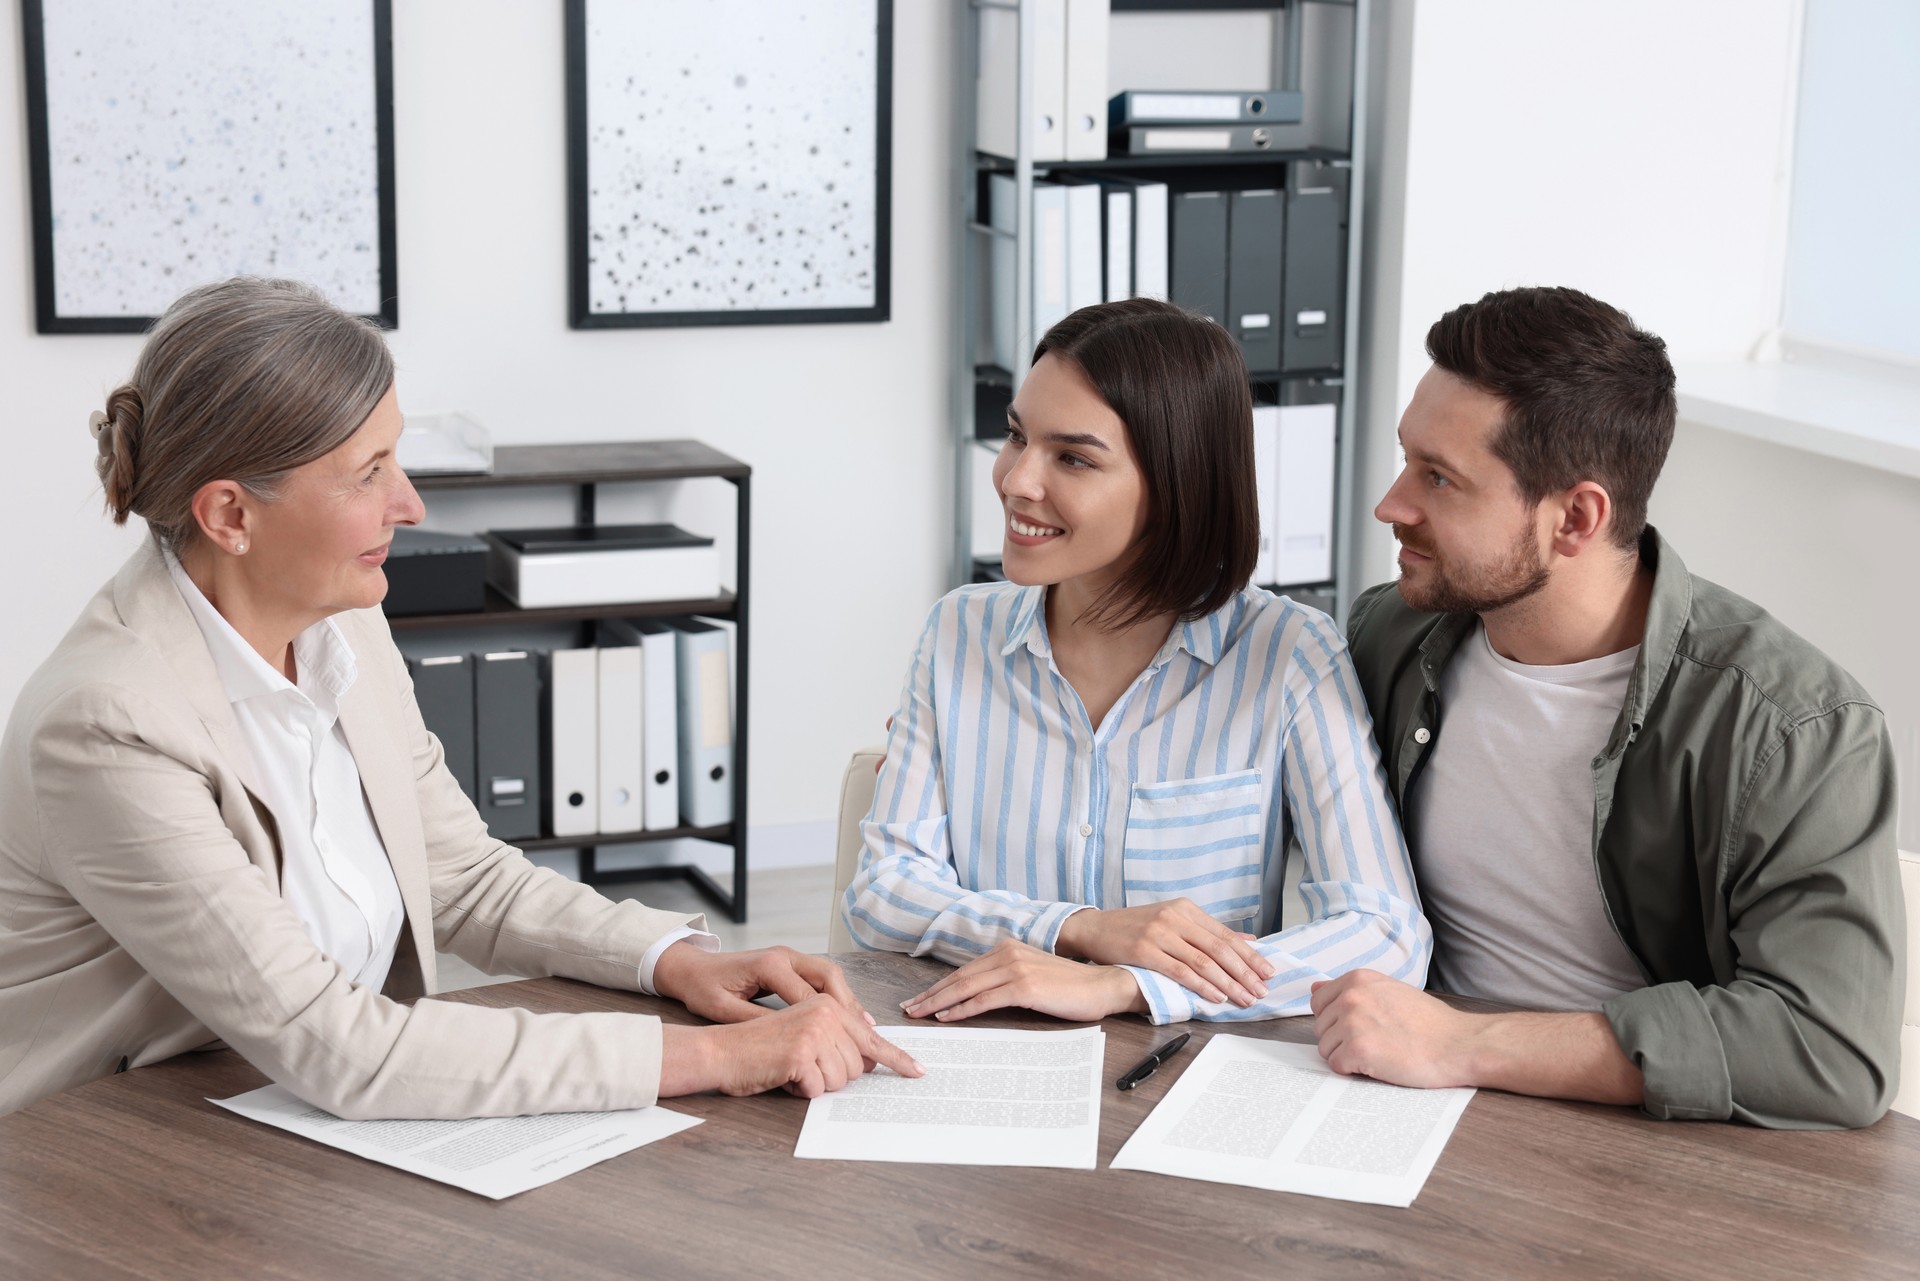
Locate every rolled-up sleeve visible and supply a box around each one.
[1604,704,1905,1129]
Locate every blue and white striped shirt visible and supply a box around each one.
[843,582,1431,1025]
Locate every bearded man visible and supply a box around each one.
[1315,286,1905,1129]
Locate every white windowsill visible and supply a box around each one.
[1675,356,1920,482]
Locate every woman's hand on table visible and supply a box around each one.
[659,996,925,1098]
[1054,900,1275,1007]
[899,940,1148,1023]
[652,942,867,1025]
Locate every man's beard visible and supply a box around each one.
[1393,519,1550,615]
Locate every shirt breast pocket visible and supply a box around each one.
[1122,768,1267,931]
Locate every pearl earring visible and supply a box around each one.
[235,542,247,554]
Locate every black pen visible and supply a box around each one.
[1116,1032,1192,1090]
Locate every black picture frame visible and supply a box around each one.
[565,0,893,330]
[20,0,399,334]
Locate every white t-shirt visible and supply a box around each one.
[1407,624,1646,1012]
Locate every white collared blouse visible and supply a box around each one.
[165,553,406,992]
[164,555,712,995]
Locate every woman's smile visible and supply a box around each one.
[1007,511,1065,543]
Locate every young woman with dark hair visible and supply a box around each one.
[843,298,1431,1026]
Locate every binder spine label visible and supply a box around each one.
[1141,129,1232,151]
[1132,93,1239,121]
[698,651,730,749]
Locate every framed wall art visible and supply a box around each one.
[566,0,893,329]
[21,0,398,334]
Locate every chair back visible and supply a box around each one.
[828,748,887,954]
[1896,849,1920,1119]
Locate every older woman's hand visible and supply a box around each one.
[651,942,869,1025]
[659,996,925,1097]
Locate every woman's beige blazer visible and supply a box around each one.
[0,542,702,1118]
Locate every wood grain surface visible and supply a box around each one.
[2,953,1915,1281]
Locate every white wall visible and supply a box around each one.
[0,2,955,836]
[1360,0,1918,845]
[1357,0,1801,583]
[1649,420,1920,846]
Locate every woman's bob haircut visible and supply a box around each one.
[1030,297,1259,630]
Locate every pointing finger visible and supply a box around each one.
[860,1025,925,1078]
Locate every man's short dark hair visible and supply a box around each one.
[1426,287,1677,549]
[1033,297,1257,629]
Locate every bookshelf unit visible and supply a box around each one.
[952,0,1369,620]
[397,440,753,923]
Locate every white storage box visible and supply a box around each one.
[485,524,721,608]
[396,411,493,475]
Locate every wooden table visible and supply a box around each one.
[3,953,1916,1281]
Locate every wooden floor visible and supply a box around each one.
[436,863,837,991]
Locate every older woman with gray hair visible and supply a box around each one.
[0,277,918,1119]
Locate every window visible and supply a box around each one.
[1781,0,1920,361]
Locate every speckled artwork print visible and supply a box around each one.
[40,0,382,318]
[584,1,878,315]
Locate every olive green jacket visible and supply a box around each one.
[1345,529,1905,1129]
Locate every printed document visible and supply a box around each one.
[794,1025,1104,1169]
[211,1085,702,1200]
[1110,1036,1472,1206]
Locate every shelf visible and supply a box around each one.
[975,363,1340,390]
[578,862,740,920]
[975,147,1348,173]
[410,440,749,491]
[516,822,734,852]
[949,0,1366,618]
[1112,0,1353,10]
[396,434,752,924]
[1249,366,1342,383]
[386,587,736,632]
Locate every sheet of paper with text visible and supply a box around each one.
[794,1025,1105,1169]
[211,1085,702,1200]
[1110,1035,1473,1206]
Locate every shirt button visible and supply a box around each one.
[1080,823,1093,838]
[1414,727,1432,745]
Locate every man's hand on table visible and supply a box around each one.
[659,997,925,1098]
[1309,968,1645,1105]
[900,940,1149,1023]
[652,942,865,1024]
[1310,968,1482,1088]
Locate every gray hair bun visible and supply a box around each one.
[94,385,145,526]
